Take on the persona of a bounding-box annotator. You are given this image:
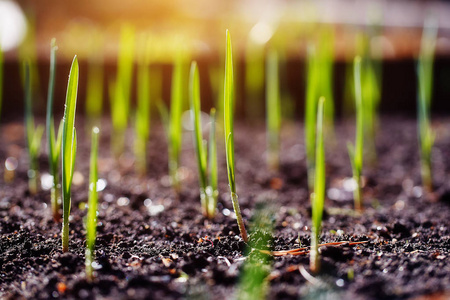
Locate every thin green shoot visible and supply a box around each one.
[61,56,79,252]
[347,57,364,211]
[189,61,218,218]
[85,56,104,127]
[46,39,63,221]
[266,49,281,171]
[23,61,44,195]
[356,33,381,165]
[224,30,248,243]
[310,97,325,274]
[208,108,218,217]
[417,18,438,192]
[168,54,184,190]
[86,126,99,281]
[135,41,151,176]
[110,25,135,158]
[305,46,318,191]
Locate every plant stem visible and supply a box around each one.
[231,192,248,243]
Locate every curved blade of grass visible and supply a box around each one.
[46,39,61,221]
[86,126,99,281]
[310,97,325,274]
[224,30,248,242]
[62,55,79,252]
[190,61,210,216]
[348,56,364,211]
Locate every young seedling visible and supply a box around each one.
[135,41,151,176]
[23,61,44,195]
[189,61,218,218]
[46,39,64,221]
[266,49,281,171]
[347,57,364,211]
[305,46,319,191]
[168,55,184,190]
[86,127,99,281]
[310,97,325,274]
[417,18,438,192]
[224,30,248,243]
[61,56,79,252]
[110,25,134,158]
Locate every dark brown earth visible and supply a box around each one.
[0,116,449,299]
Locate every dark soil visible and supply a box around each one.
[0,116,449,299]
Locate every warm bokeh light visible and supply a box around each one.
[0,0,27,51]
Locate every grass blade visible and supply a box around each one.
[189,61,208,215]
[86,126,99,281]
[61,55,79,252]
[45,38,61,221]
[224,30,248,242]
[417,17,438,192]
[310,97,325,274]
[207,108,218,217]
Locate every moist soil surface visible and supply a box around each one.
[1,116,449,300]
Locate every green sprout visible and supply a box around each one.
[266,49,281,171]
[110,25,135,158]
[86,126,99,281]
[189,61,218,218]
[310,97,325,274]
[85,56,104,128]
[305,46,319,191]
[224,30,248,243]
[168,54,185,190]
[417,18,438,192]
[135,42,151,176]
[46,39,63,221]
[347,57,364,211]
[61,56,79,252]
[356,33,382,165]
[23,61,44,195]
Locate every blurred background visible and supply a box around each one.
[1,0,450,119]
